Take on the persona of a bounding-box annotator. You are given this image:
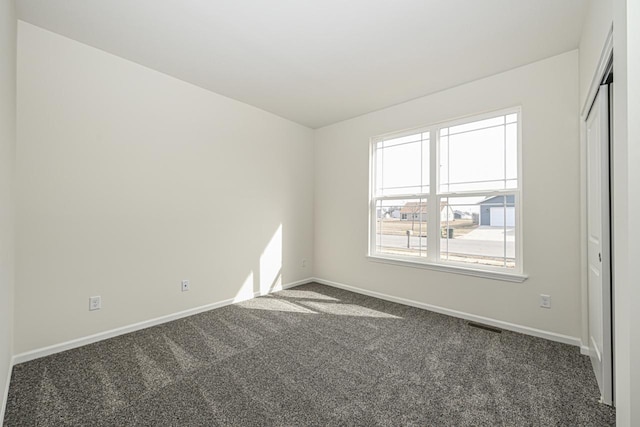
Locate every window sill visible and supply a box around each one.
[366,255,528,283]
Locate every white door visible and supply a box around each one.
[489,207,515,227]
[586,84,613,405]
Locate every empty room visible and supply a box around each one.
[1,0,639,425]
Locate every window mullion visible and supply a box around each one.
[428,126,439,262]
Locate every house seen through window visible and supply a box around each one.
[370,108,521,274]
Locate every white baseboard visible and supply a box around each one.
[10,274,586,367]
[580,345,590,356]
[12,277,311,366]
[311,277,583,348]
[1,357,13,424]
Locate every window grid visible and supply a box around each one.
[370,108,522,274]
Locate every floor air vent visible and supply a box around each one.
[467,322,502,333]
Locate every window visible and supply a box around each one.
[369,109,524,280]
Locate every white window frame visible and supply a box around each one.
[368,107,527,283]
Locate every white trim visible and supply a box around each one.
[366,255,528,283]
[581,344,591,356]
[1,358,13,425]
[581,24,614,118]
[312,277,581,347]
[12,278,311,365]
[369,107,524,276]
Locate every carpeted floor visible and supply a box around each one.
[4,283,615,426]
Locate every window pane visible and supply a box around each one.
[421,135,430,193]
[376,133,429,196]
[439,114,517,193]
[440,195,515,269]
[375,198,428,258]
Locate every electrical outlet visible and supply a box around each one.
[302,259,307,268]
[181,280,190,292]
[540,294,551,309]
[89,296,101,311]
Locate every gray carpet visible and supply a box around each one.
[4,283,615,426]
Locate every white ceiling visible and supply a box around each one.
[17,0,587,128]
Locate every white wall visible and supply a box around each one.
[15,22,314,354]
[314,51,581,340]
[0,0,16,417]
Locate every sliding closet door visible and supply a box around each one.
[586,84,613,405]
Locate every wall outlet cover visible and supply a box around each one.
[540,294,551,309]
[89,296,101,311]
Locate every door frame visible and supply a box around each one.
[580,25,614,406]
